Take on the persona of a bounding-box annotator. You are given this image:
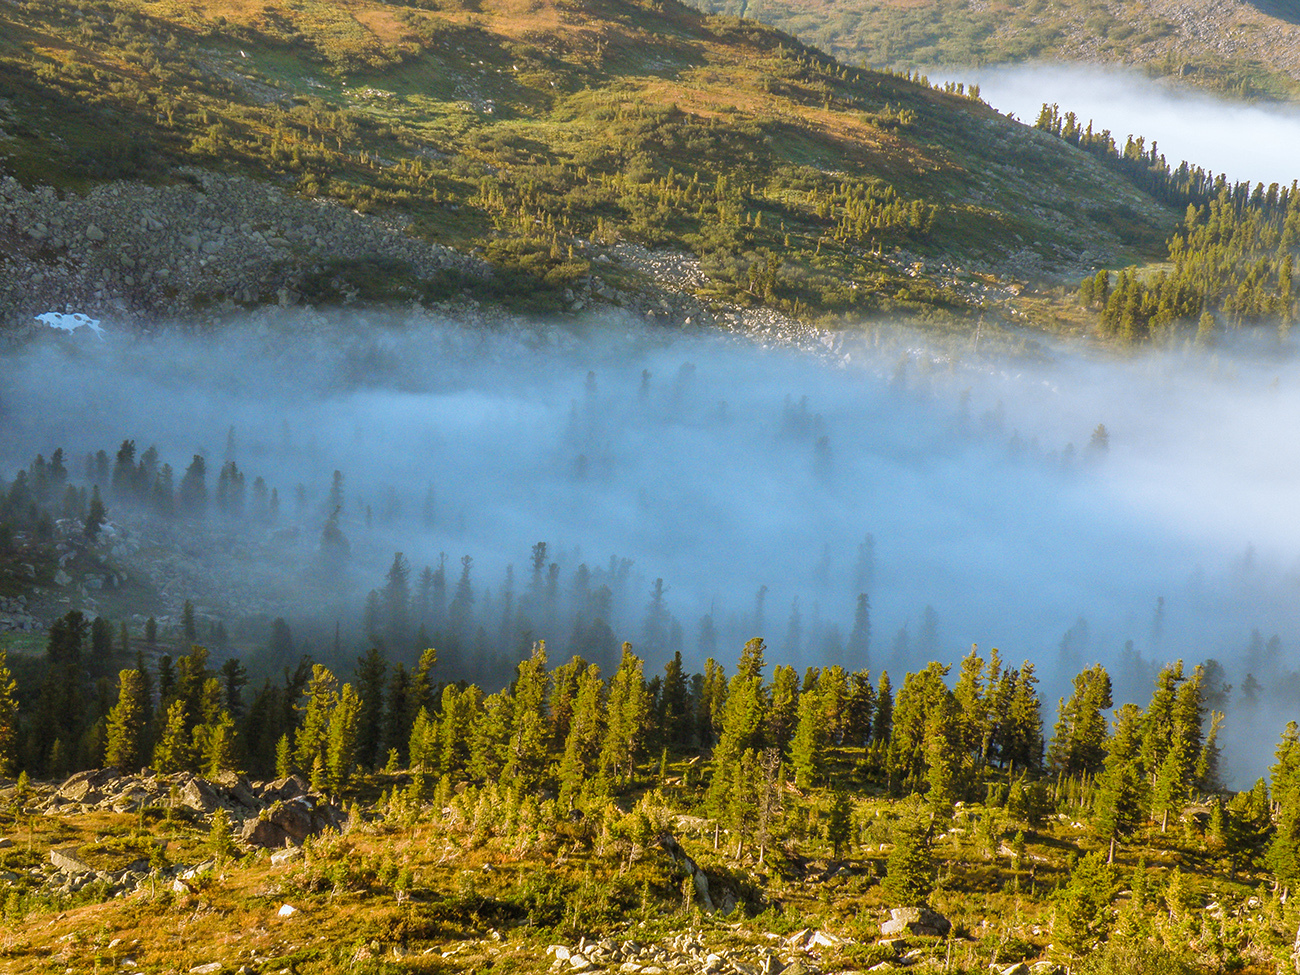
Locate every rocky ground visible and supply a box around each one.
[0,167,817,344]
[0,168,484,339]
[1,769,344,902]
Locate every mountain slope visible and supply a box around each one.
[686,0,1300,100]
[0,0,1178,328]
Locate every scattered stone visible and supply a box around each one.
[879,906,951,938]
[49,847,93,874]
[277,903,297,917]
[189,964,224,974]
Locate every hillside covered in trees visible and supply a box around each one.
[0,0,1189,336]
[684,0,1300,102]
[4,597,1300,974]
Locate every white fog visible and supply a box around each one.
[4,313,1300,780]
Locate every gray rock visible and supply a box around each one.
[85,224,106,242]
[879,907,951,938]
[50,847,93,874]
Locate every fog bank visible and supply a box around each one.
[940,64,1300,188]
[5,312,1300,782]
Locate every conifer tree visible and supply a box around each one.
[882,799,934,907]
[600,643,647,785]
[1048,663,1113,778]
[1052,852,1116,972]
[659,651,691,750]
[952,644,987,760]
[105,669,147,770]
[354,647,387,770]
[438,683,481,778]
[84,485,107,539]
[199,711,239,777]
[1093,703,1146,861]
[1267,722,1300,892]
[706,639,767,815]
[826,790,854,860]
[887,662,952,789]
[153,699,193,773]
[0,649,17,778]
[789,684,826,789]
[469,691,512,781]
[294,664,339,774]
[504,642,550,791]
[766,664,800,751]
[873,671,893,745]
[327,683,362,795]
[558,664,605,804]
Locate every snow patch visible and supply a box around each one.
[36,312,105,338]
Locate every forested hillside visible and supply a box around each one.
[0,0,1180,332]
[685,0,1300,101]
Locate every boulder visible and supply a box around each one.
[879,906,951,938]
[240,796,343,849]
[179,777,223,814]
[50,847,93,874]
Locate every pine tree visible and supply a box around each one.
[887,662,952,790]
[706,639,767,815]
[1047,664,1113,777]
[1052,852,1116,972]
[153,699,193,773]
[1267,722,1300,892]
[558,664,605,804]
[199,711,239,777]
[766,664,800,751]
[789,684,826,789]
[0,649,17,778]
[327,683,362,796]
[600,643,647,785]
[826,789,854,860]
[294,664,339,774]
[208,807,235,861]
[952,644,987,760]
[84,485,107,539]
[1093,704,1146,861]
[437,682,481,778]
[504,642,550,791]
[873,671,893,745]
[882,799,934,907]
[105,669,147,770]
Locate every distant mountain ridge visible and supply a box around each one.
[685,0,1300,100]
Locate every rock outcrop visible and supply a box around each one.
[878,906,952,938]
[42,768,344,846]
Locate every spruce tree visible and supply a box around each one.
[789,684,826,790]
[105,669,147,770]
[0,649,17,778]
[327,683,362,795]
[600,643,647,785]
[558,664,605,804]
[153,699,192,773]
[882,799,934,907]
[706,639,767,816]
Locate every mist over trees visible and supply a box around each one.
[7,319,1300,787]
